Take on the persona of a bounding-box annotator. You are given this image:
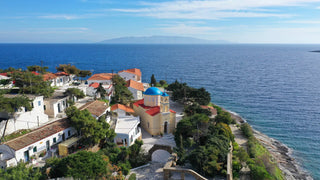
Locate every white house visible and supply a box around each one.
[111,104,135,118]
[0,94,49,136]
[43,72,75,87]
[118,68,141,82]
[87,73,114,85]
[79,100,110,122]
[44,91,69,118]
[126,79,144,100]
[86,83,113,101]
[114,116,141,147]
[0,118,76,168]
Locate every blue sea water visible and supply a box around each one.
[1,44,320,179]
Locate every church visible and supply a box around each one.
[133,87,176,136]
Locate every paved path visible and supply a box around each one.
[230,124,248,151]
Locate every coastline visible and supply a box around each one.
[228,110,313,180]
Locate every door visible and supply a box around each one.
[46,140,50,151]
[164,122,168,134]
[62,133,65,141]
[24,150,29,162]
[58,103,61,113]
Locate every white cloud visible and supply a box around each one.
[283,20,320,24]
[39,14,80,20]
[113,0,320,19]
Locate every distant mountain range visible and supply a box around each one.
[98,36,232,44]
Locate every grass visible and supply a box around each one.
[2,129,31,142]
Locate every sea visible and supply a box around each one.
[0,44,319,179]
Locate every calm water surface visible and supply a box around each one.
[1,44,320,179]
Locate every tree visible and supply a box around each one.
[27,65,48,74]
[47,151,111,179]
[12,71,54,97]
[214,111,233,125]
[111,75,133,105]
[78,70,92,82]
[184,103,212,116]
[96,83,106,99]
[0,95,32,141]
[159,80,167,86]
[0,162,43,180]
[150,74,157,86]
[64,88,85,102]
[56,64,80,75]
[65,106,115,145]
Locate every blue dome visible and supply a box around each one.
[144,87,163,96]
[162,92,169,97]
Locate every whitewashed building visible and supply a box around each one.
[0,94,49,136]
[126,79,144,100]
[118,68,141,82]
[44,91,69,118]
[43,72,75,87]
[111,104,135,118]
[114,116,141,147]
[0,118,76,168]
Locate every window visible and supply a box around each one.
[38,101,41,106]
[68,130,71,137]
[33,146,37,153]
[44,105,46,110]
[31,103,34,108]
[53,137,56,143]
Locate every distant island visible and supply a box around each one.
[310,50,320,53]
[98,35,232,44]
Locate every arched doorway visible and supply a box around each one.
[164,122,168,134]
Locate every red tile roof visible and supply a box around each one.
[31,71,39,75]
[133,99,176,116]
[126,79,144,91]
[0,73,7,76]
[119,68,141,77]
[200,105,217,116]
[89,82,99,88]
[88,73,114,81]
[55,72,69,76]
[4,118,71,151]
[79,100,108,117]
[111,104,134,113]
[43,73,58,81]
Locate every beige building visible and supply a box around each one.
[133,87,176,136]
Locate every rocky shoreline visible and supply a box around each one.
[229,111,313,180]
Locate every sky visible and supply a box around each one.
[1,0,320,43]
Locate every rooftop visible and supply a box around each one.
[3,118,71,151]
[118,68,141,77]
[144,87,163,96]
[133,99,176,116]
[126,79,144,91]
[55,72,69,76]
[115,116,140,134]
[89,82,99,88]
[43,73,57,81]
[111,104,134,113]
[88,73,114,81]
[79,100,108,117]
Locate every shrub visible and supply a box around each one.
[240,123,253,138]
[128,173,136,180]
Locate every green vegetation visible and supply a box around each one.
[167,80,211,105]
[0,79,11,86]
[56,64,80,75]
[46,151,114,179]
[10,71,54,98]
[65,106,115,145]
[150,74,157,86]
[175,113,234,177]
[63,88,85,101]
[184,103,212,117]
[96,83,107,99]
[1,129,31,142]
[215,111,235,124]
[238,123,284,180]
[111,75,133,105]
[78,70,92,81]
[0,162,44,180]
[27,65,48,74]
